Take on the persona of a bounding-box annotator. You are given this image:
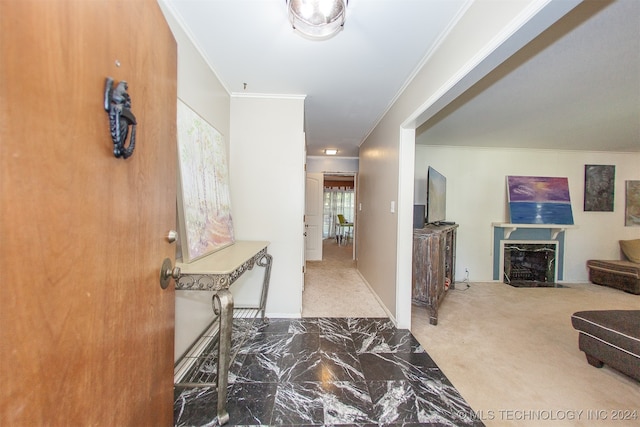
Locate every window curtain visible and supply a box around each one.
[323,187,355,238]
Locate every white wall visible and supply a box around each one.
[415,145,640,282]
[229,95,306,318]
[358,0,582,328]
[306,156,359,174]
[159,0,232,360]
[161,1,306,357]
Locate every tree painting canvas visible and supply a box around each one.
[177,100,235,262]
[625,180,640,226]
[507,176,574,225]
[584,165,615,212]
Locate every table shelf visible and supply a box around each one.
[173,241,272,425]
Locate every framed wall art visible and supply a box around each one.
[584,164,615,212]
[176,100,235,262]
[507,176,574,225]
[625,180,640,226]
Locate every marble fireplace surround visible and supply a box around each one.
[492,223,577,283]
[501,240,558,285]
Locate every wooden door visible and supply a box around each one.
[0,1,177,425]
[305,173,324,261]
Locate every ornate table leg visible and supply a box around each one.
[257,253,273,319]
[212,289,233,425]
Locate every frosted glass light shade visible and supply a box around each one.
[287,0,346,40]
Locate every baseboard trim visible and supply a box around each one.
[355,269,398,327]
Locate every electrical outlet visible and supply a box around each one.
[464,268,470,280]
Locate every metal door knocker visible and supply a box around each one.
[104,77,137,159]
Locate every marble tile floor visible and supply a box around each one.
[174,317,484,426]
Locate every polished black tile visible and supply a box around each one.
[271,381,324,425]
[288,318,321,334]
[358,353,407,381]
[320,332,356,353]
[321,381,375,425]
[319,351,365,382]
[279,350,324,382]
[226,382,277,425]
[317,317,351,336]
[368,380,417,424]
[234,352,280,383]
[174,317,483,427]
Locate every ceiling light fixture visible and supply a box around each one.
[324,149,338,155]
[286,0,347,41]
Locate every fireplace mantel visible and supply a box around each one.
[492,222,577,240]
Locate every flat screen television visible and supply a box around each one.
[426,166,446,224]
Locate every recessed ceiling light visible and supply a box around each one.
[324,149,338,155]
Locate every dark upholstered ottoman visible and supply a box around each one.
[586,260,640,295]
[571,310,640,381]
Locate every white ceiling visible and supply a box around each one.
[164,0,640,157]
[417,0,640,152]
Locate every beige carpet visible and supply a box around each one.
[411,281,640,427]
[302,243,640,426]
[302,239,387,318]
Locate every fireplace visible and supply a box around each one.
[500,240,559,287]
[492,223,574,284]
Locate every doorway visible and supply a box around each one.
[302,173,386,317]
[323,173,356,261]
[305,172,357,262]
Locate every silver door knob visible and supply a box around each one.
[167,230,178,243]
[160,258,181,289]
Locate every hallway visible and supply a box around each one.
[302,239,388,318]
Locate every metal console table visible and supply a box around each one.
[173,241,272,425]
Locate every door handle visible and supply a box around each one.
[159,258,180,289]
[167,230,178,243]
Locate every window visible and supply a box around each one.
[323,188,354,238]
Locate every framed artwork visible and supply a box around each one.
[176,100,235,262]
[584,164,615,211]
[625,180,640,226]
[507,176,574,225]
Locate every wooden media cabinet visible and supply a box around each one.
[412,224,458,325]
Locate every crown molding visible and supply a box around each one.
[231,92,306,100]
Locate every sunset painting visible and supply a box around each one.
[507,176,574,225]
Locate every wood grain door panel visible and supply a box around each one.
[1,0,177,425]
